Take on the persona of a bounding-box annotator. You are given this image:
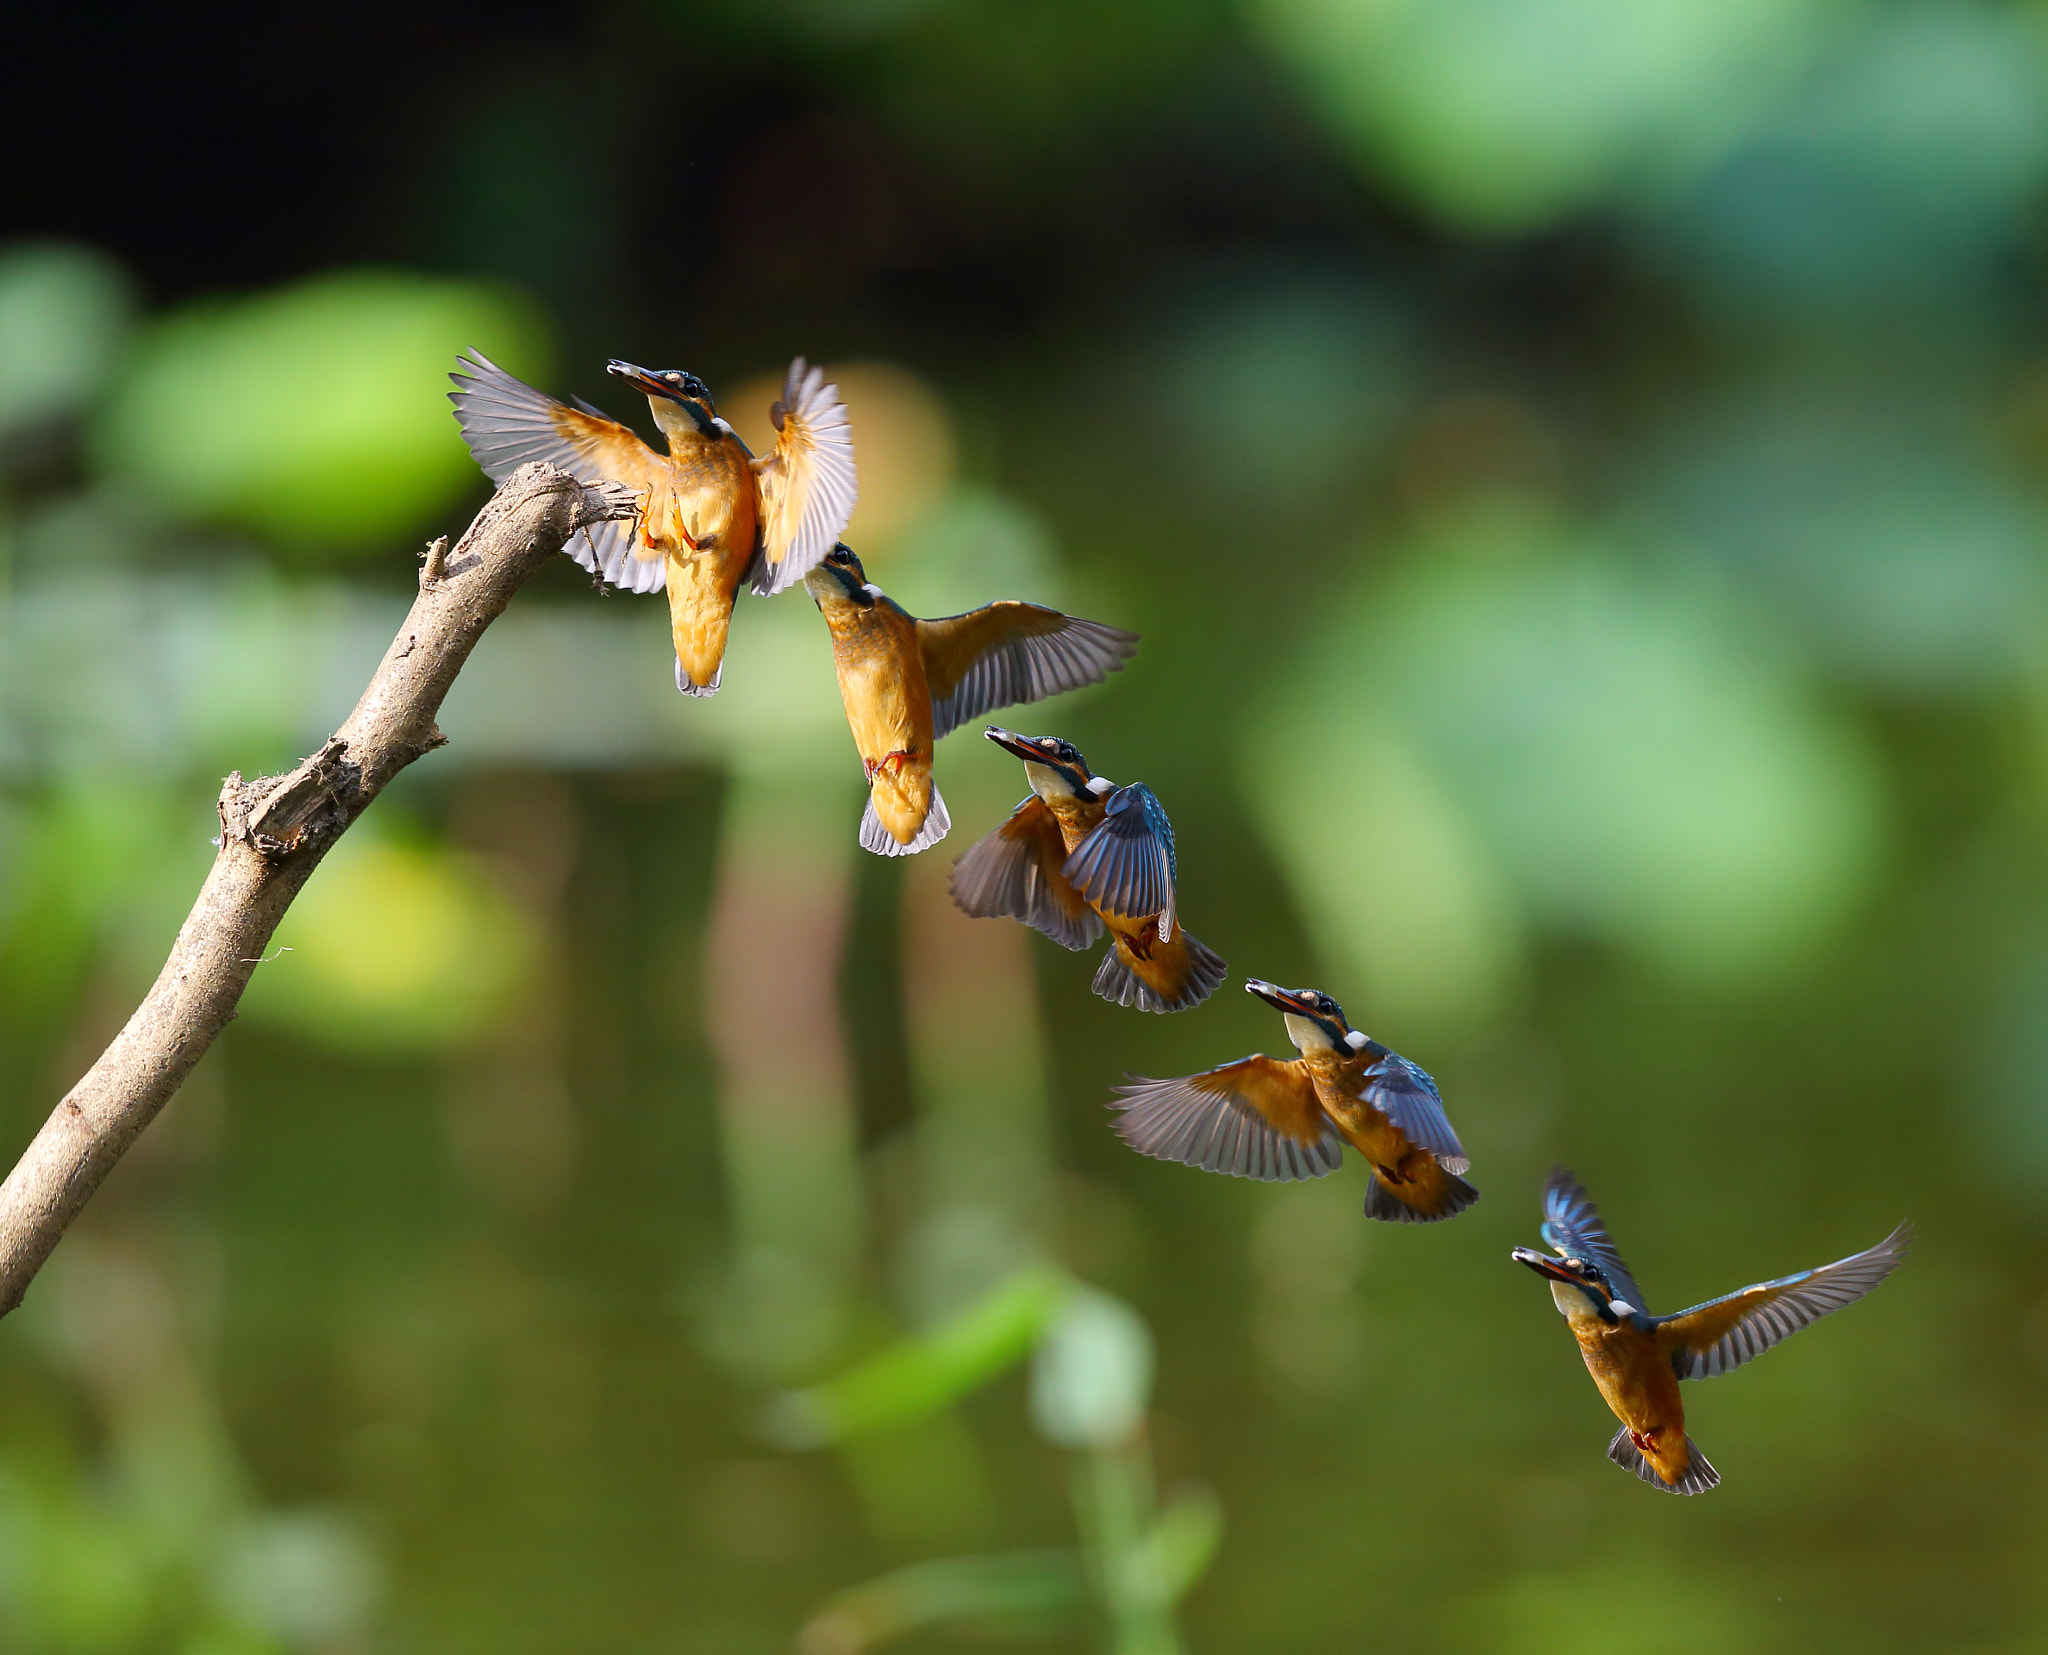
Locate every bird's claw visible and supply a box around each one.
[863,750,916,783]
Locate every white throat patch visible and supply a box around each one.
[1085,775,1114,796]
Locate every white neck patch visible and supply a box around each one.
[1343,1029,1368,1051]
[862,583,884,599]
[1609,1300,1637,1319]
[1085,775,1114,796]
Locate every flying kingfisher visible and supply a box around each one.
[804,545,1138,856]
[1513,1168,1910,1495]
[1110,979,1475,1220]
[449,350,857,695]
[950,727,1226,1012]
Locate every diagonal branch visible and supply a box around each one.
[0,462,635,1315]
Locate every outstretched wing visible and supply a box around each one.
[1063,784,1178,936]
[749,358,858,595]
[948,795,1102,950]
[1111,1056,1340,1182]
[1540,1169,1647,1312]
[916,604,1138,741]
[448,350,668,595]
[1656,1224,1911,1380]
[1361,1050,1467,1174]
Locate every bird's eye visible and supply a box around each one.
[1316,995,1336,1014]
[1056,742,1077,762]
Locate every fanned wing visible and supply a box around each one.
[1063,785,1177,935]
[1361,1050,1468,1173]
[749,358,858,596]
[949,796,1102,950]
[916,605,1139,741]
[1656,1223,1911,1380]
[1111,1056,1340,1182]
[448,350,668,595]
[1540,1169,1647,1312]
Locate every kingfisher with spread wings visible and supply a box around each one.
[1110,980,1475,1219]
[950,728,1226,1013]
[804,545,1138,856]
[1513,1169,1909,1495]
[448,351,857,696]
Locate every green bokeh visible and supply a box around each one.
[95,269,549,557]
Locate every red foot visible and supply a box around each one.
[1629,1428,1656,1454]
[863,749,916,782]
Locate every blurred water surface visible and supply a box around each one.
[4,1,2047,1649]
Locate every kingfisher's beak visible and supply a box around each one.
[985,727,1062,766]
[1245,979,1315,1017]
[606,360,673,399]
[1512,1247,1580,1286]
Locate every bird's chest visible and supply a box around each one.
[1571,1320,1678,1430]
[1306,1057,1409,1165]
[1046,799,1104,858]
[647,439,756,552]
[829,611,928,757]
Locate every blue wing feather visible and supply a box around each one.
[1360,1051,1468,1173]
[1540,1169,1648,1312]
[1063,784,1178,924]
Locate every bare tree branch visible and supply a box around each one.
[0,462,635,1315]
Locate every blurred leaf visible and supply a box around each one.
[1246,509,1887,1021]
[212,1510,382,1645]
[1239,702,1524,1029]
[1030,1286,1154,1452]
[0,241,136,436]
[797,1549,1084,1655]
[1151,270,1411,505]
[766,1264,1070,1447]
[1650,2,2048,310]
[96,268,548,556]
[1122,1485,1223,1610]
[1643,385,2048,695]
[239,827,539,1053]
[1249,0,1845,231]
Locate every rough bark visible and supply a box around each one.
[0,462,634,1314]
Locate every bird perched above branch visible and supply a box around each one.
[1112,980,1475,1219]
[1513,1168,1909,1494]
[951,728,1225,1012]
[448,350,857,696]
[804,545,1138,856]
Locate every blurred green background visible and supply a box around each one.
[3,0,2042,1649]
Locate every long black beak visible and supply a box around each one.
[606,360,671,399]
[1511,1247,1579,1286]
[1244,979,1316,1017]
[985,727,1062,766]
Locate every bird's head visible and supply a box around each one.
[1245,980,1367,1057]
[984,728,1109,804]
[606,360,718,439]
[1511,1248,1631,1326]
[803,543,877,611]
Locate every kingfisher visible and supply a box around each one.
[803,545,1138,856]
[1110,979,1475,1219]
[449,350,857,696]
[1513,1168,1910,1495]
[950,727,1226,1012]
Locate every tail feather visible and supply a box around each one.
[674,656,724,699]
[1090,929,1226,1014]
[1362,1167,1479,1225]
[1607,1427,1719,1496]
[860,785,951,858]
